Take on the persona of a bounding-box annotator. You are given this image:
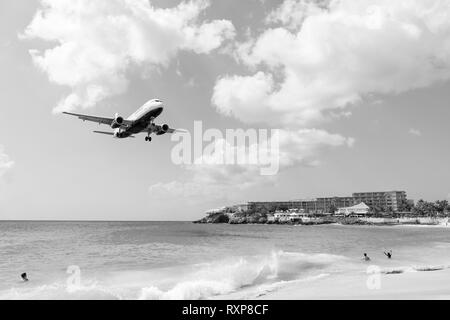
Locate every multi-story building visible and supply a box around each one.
[315,197,356,212]
[352,191,407,212]
[248,199,318,212]
[247,191,408,213]
[248,198,353,214]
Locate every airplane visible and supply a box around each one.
[62,99,186,142]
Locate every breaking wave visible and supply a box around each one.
[138,251,345,300]
[0,250,346,300]
[2,249,449,300]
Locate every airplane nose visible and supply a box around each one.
[152,100,163,108]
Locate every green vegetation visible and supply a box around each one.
[358,199,449,217]
[412,199,450,217]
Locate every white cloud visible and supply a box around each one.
[213,0,450,127]
[22,0,235,112]
[408,128,422,137]
[149,129,353,201]
[212,72,276,124]
[266,0,329,30]
[149,139,274,203]
[276,128,354,167]
[148,171,271,205]
[0,146,14,178]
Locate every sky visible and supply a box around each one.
[1,0,450,221]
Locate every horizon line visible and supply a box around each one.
[0,219,194,222]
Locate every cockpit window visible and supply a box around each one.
[154,99,161,102]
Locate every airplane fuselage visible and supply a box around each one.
[114,99,164,138]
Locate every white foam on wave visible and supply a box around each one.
[380,264,449,275]
[249,273,331,299]
[392,223,450,228]
[138,251,346,300]
[0,280,123,300]
[0,250,347,300]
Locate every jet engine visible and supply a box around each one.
[110,114,124,129]
[157,124,169,135]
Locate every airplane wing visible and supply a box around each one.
[142,125,188,135]
[62,112,133,127]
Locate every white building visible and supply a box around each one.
[205,207,227,216]
[336,202,370,216]
[273,211,302,222]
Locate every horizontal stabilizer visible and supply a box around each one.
[93,130,114,135]
[93,131,135,138]
[167,128,188,134]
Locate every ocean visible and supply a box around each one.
[1,221,449,299]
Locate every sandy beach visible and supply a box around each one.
[257,268,450,300]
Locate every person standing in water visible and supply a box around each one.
[384,250,392,259]
[21,273,29,282]
[363,253,371,261]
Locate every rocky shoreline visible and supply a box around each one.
[193,212,449,226]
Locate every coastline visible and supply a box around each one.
[194,213,450,227]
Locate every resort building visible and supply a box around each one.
[315,197,356,212]
[248,199,318,212]
[273,210,302,222]
[336,202,370,216]
[205,207,227,215]
[352,191,407,212]
[248,190,409,214]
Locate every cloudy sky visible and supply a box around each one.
[1,0,450,220]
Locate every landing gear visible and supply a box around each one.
[145,119,155,142]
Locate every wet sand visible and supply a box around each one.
[258,268,450,300]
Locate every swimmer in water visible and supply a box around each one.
[363,253,371,261]
[21,273,29,282]
[384,250,392,259]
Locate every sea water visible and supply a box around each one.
[0,221,449,299]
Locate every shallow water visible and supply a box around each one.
[0,221,449,299]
